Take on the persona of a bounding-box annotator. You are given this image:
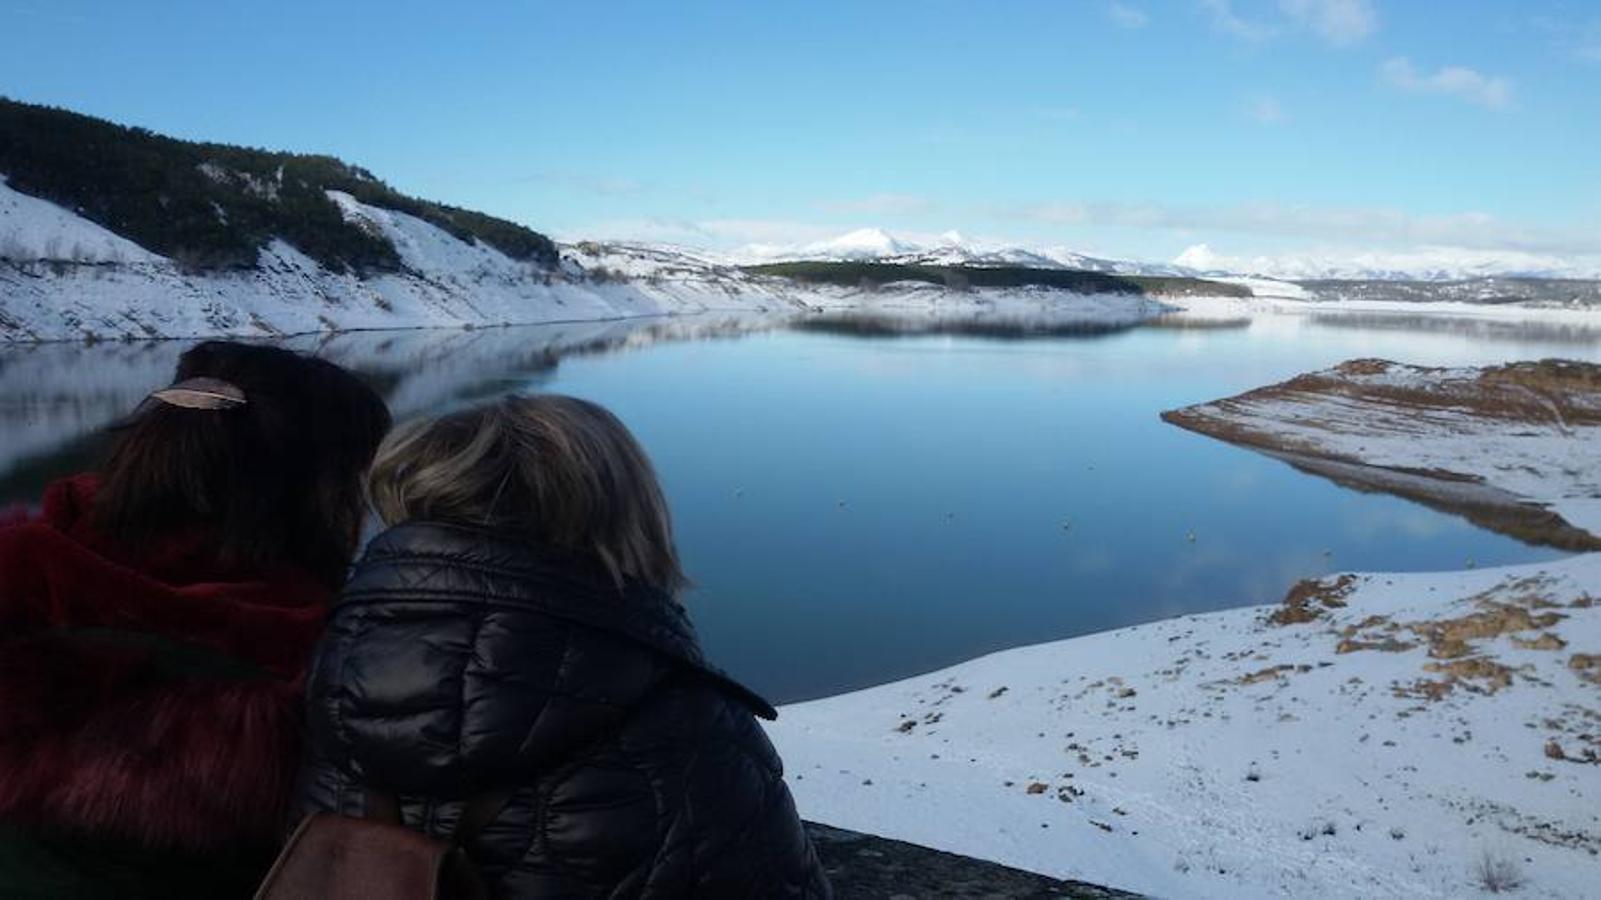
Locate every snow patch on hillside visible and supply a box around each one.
[0,176,164,264]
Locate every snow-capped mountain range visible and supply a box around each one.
[733,227,1186,276]
[724,226,1601,283]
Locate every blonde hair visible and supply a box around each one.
[368,394,686,593]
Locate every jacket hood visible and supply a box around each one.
[342,520,777,720]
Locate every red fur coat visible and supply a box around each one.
[0,475,329,852]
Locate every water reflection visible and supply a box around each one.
[1306,311,1601,345]
[0,314,785,503]
[2,308,1598,701]
[791,311,1142,340]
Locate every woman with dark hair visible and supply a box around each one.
[293,395,830,898]
[0,340,391,898]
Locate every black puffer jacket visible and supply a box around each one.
[294,522,830,898]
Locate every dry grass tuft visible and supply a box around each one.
[1471,849,1526,894]
[1569,654,1601,685]
[1269,575,1359,626]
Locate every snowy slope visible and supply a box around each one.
[0,176,163,264]
[0,189,808,341]
[770,555,1601,899]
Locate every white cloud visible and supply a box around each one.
[1199,0,1276,41]
[1246,96,1286,124]
[1006,200,1595,255]
[1107,2,1149,29]
[1279,0,1375,46]
[816,193,936,216]
[1380,57,1512,109]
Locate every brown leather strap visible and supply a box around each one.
[366,790,403,825]
[363,788,514,845]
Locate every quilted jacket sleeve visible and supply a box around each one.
[634,683,832,899]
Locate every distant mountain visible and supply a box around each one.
[732,228,1601,285]
[1172,243,1601,283]
[736,227,1201,278]
[742,227,1089,269]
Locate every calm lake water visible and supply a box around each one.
[3,309,1599,702]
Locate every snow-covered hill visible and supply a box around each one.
[0,182,1187,342]
[0,177,816,341]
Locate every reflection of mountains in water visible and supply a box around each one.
[1301,278,1601,307]
[1305,312,1601,345]
[788,311,1146,340]
[1139,313,1253,331]
[0,314,785,501]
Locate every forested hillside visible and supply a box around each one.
[0,97,557,273]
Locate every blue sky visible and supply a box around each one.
[3,0,1599,266]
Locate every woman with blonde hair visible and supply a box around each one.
[294,394,830,898]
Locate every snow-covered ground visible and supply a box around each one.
[771,554,1601,899]
[1162,359,1601,544]
[770,358,1601,898]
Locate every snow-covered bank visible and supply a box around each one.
[1162,359,1601,548]
[770,554,1601,898]
[0,182,1176,342]
[0,179,800,341]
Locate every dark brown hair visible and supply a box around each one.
[369,394,687,594]
[93,341,392,586]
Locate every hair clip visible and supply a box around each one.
[148,377,248,410]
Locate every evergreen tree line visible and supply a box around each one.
[0,98,557,273]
